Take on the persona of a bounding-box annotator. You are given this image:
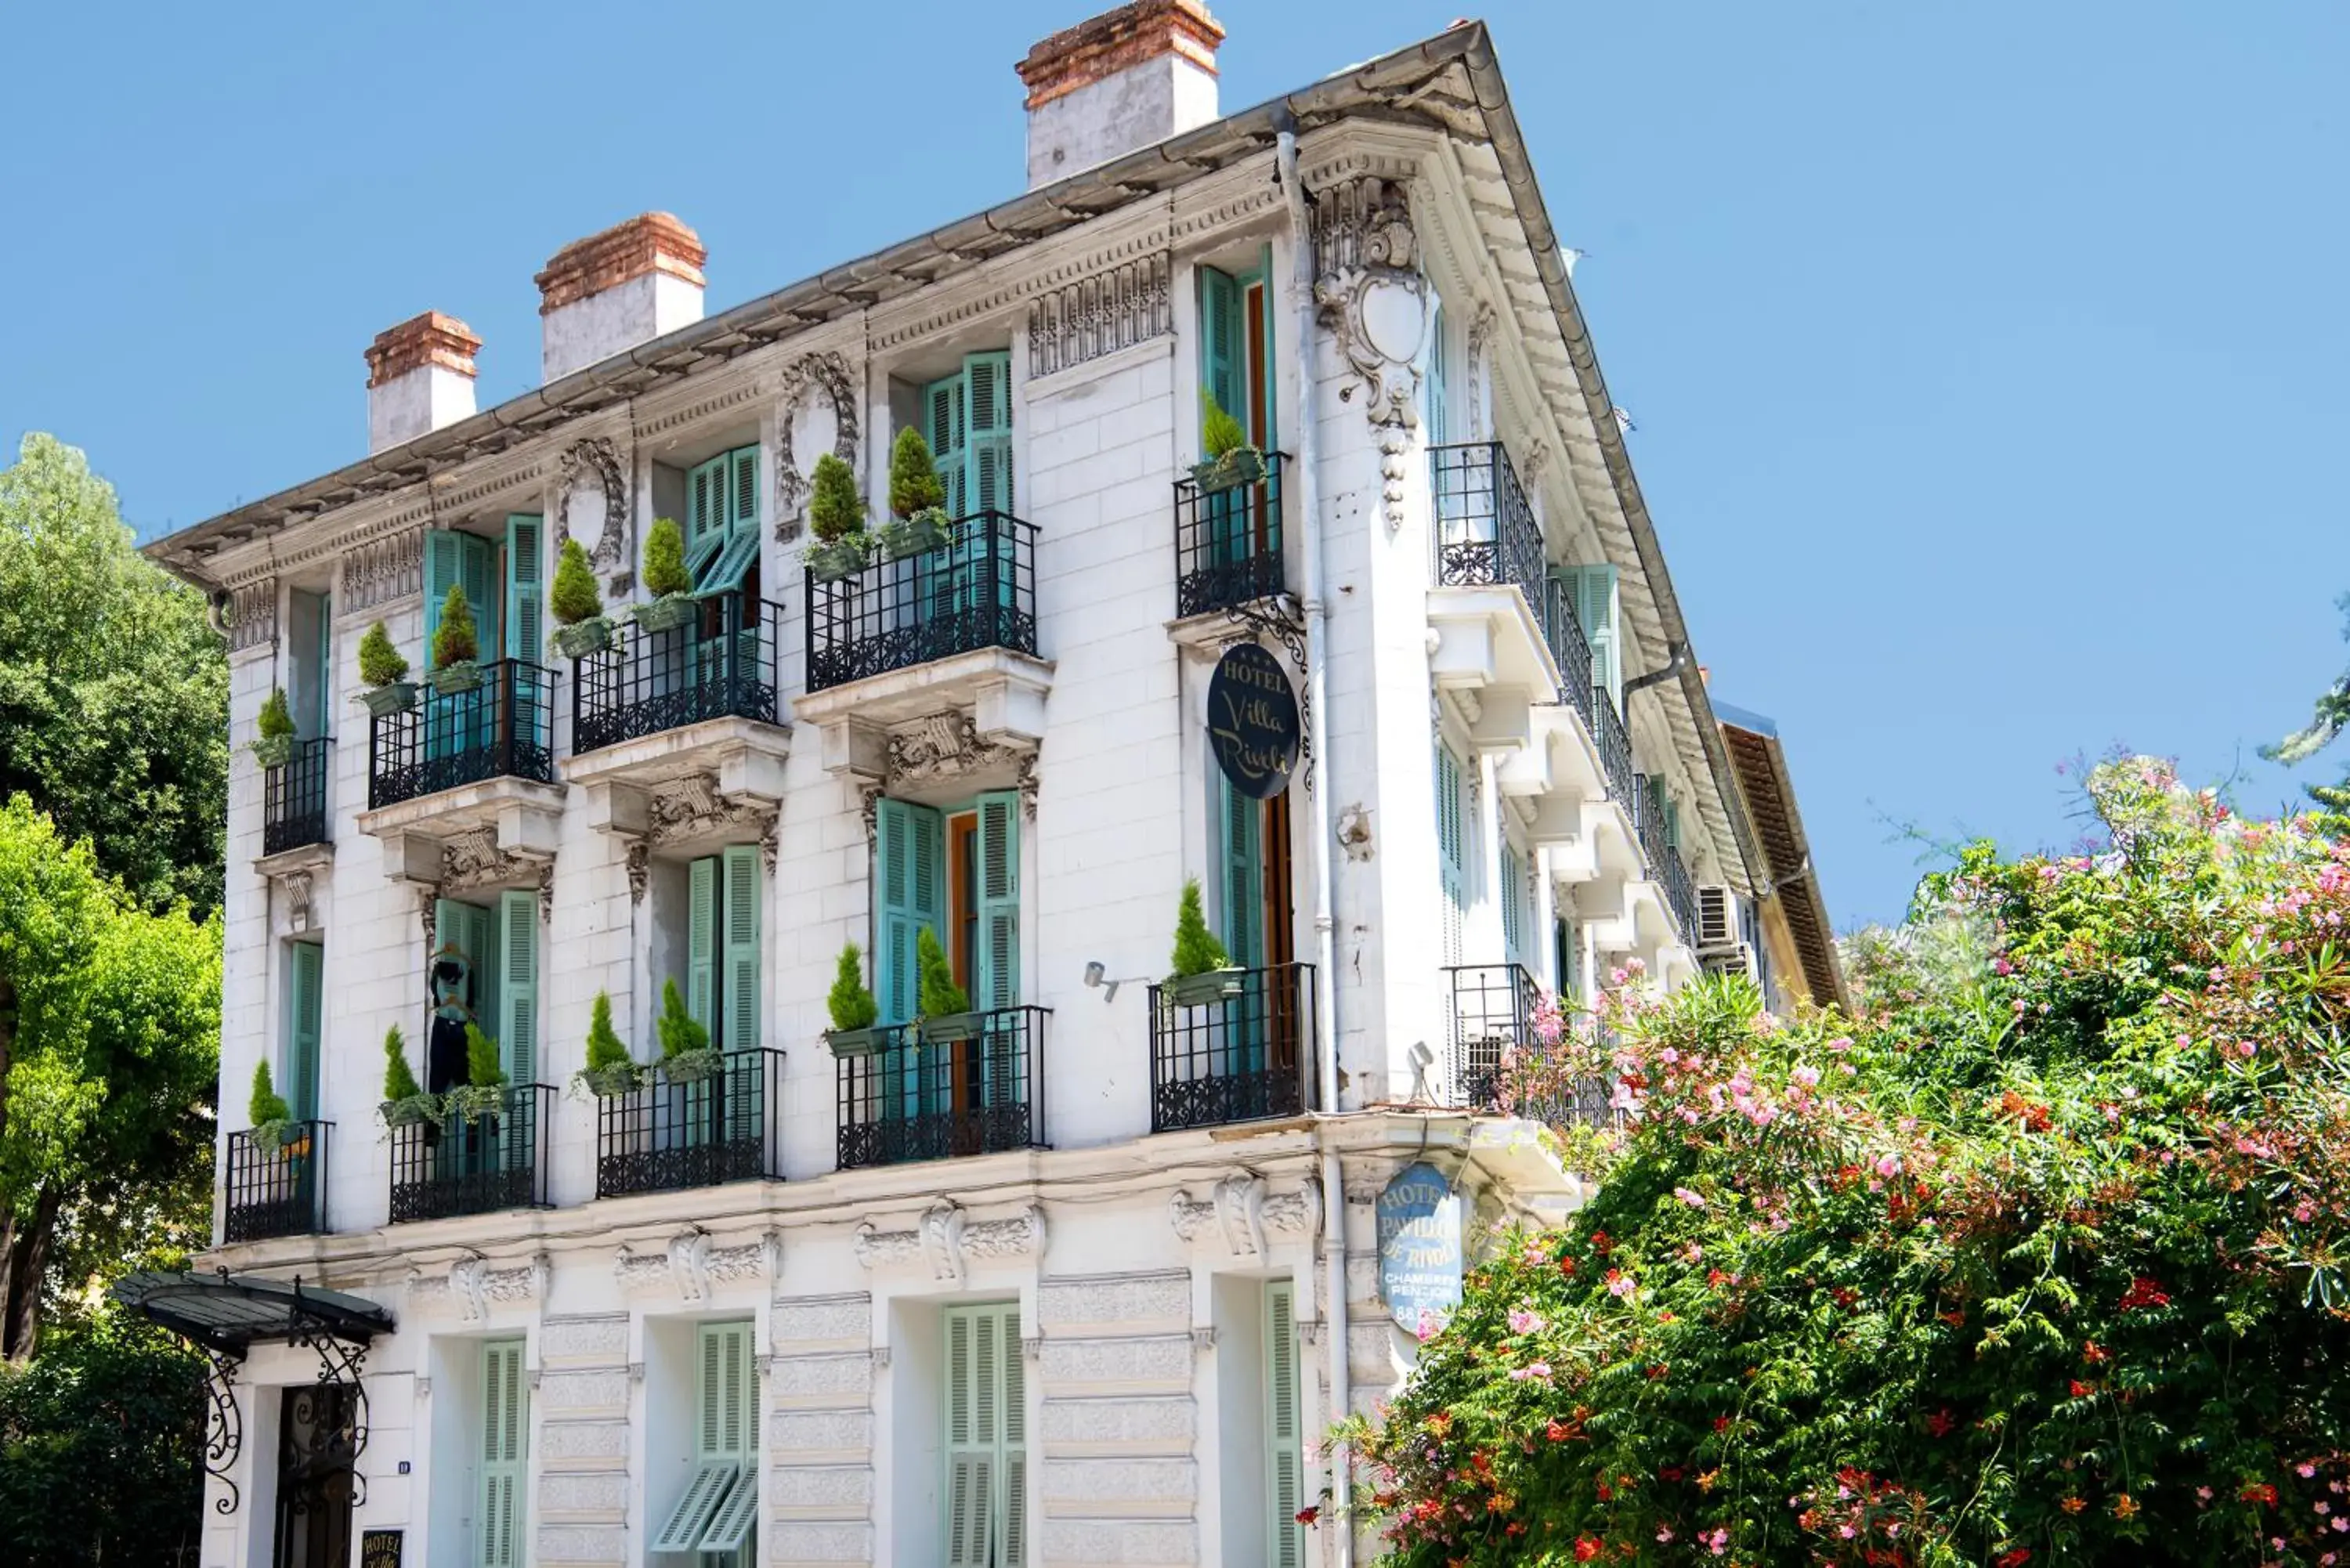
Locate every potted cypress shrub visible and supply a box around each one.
[248,1060,297,1158]
[1164,876,1246,1006]
[654,978,720,1082]
[548,537,615,659]
[916,927,985,1044]
[430,583,484,695]
[823,942,889,1057]
[379,1025,439,1129]
[1191,394,1267,494]
[878,426,951,561]
[574,991,645,1097]
[633,517,700,631]
[445,1024,508,1125]
[356,620,418,716]
[251,686,298,768]
[804,453,873,583]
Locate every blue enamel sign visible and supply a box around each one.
[1377,1161,1463,1335]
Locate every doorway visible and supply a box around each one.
[273,1382,358,1568]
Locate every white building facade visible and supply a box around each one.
[140,7,1841,1568]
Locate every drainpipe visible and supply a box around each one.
[1275,110,1353,1567]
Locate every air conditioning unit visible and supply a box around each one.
[1702,943,1759,983]
[1695,883,1747,952]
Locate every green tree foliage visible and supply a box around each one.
[255,685,295,741]
[656,978,709,1059]
[808,452,866,543]
[1351,760,2350,1566]
[357,618,408,686]
[584,992,631,1072]
[245,1060,287,1128]
[381,1025,422,1102]
[828,944,878,1032]
[1169,877,1231,977]
[1201,392,1247,459]
[642,516,692,598]
[550,536,603,625]
[463,1023,504,1089]
[916,927,968,1018]
[2268,594,2350,824]
[0,1308,204,1566]
[888,425,946,521]
[0,797,219,1363]
[0,434,226,913]
[431,583,479,669]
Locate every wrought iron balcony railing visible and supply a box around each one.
[1444,964,1610,1124]
[367,660,556,810]
[1173,452,1289,618]
[1537,576,1596,734]
[834,1008,1048,1170]
[388,1084,555,1223]
[1634,779,1701,941]
[572,595,783,754]
[222,1120,330,1242]
[1433,442,1546,604]
[1591,685,1637,810]
[1147,962,1316,1132]
[262,737,332,855]
[805,511,1039,692]
[594,1048,784,1199]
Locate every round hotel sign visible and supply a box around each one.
[1208,643,1300,799]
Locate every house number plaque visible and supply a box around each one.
[1207,643,1300,799]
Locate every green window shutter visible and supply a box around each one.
[874,798,945,1024]
[1197,265,1242,439]
[461,533,501,665]
[700,530,761,597]
[1427,302,1450,447]
[656,1320,758,1553]
[975,792,1021,1011]
[437,898,497,1038]
[945,1303,1025,1568]
[497,890,537,1088]
[424,530,464,655]
[477,1338,527,1568]
[689,854,719,1040]
[503,515,543,663]
[1220,775,1263,970]
[964,353,1014,516]
[926,374,969,520]
[721,844,762,1053]
[1264,1281,1303,1568]
[728,443,760,538]
[1665,798,1682,852]
[1570,564,1622,712]
[1500,844,1523,960]
[686,454,732,583]
[1436,744,1466,966]
[286,940,324,1124]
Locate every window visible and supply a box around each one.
[874,796,1020,1020]
[687,446,761,594]
[1426,299,1452,448]
[1561,564,1621,712]
[1264,1281,1303,1568]
[428,891,538,1092]
[425,522,544,663]
[285,589,332,738]
[284,940,324,1123]
[1500,844,1525,966]
[1198,255,1274,448]
[476,1338,527,1568]
[944,1303,1026,1568]
[653,1320,760,1560]
[685,847,764,1053]
[923,354,1015,520]
[1435,743,1467,966]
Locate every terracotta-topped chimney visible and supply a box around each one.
[365,311,480,453]
[1017,0,1224,190]
[534,211,707,384]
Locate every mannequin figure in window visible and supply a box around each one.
[426,945,477,1093]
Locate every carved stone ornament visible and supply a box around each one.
[1170,1174,1323,1259]
[276,869,319,935]
[615,1230,779,1305]
[557,437,633,591]
[773,352,860,542]
[625,773,782,902]
[437,827,557,920]
[855,1200,1046,1287]
[408,1253,548,1324]
[226,579,279,654]
[887,713,1039,818]
[1314,178,1431,534]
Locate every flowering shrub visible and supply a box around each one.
[1348,761,2350,1565]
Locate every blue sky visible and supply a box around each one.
[3,2,2344,927]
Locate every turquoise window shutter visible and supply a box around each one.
[1197,264,1242,436]
[964,353,1014,516]
[975,793,1021,1011]
[1427,302,1450,447]
[504,515,543,663]
[314,594,333,735]
[874,799,945,1024]
[728,444,760,539]
[721,844,762,1052]
[1220,775,1263,970]
[459,532,500,663]
[422,529,465,656]
[497,890,537,1088]
[476,1338,527,1568]
[686,453,725,571]
[926,374,969,519]
[689,855,719,1039]
[1571,563,1622,712]
[286,940,324,1124]
[944,1303,1026,1568]
[437,898,497,1043]
[1435,744,1466,966]
[1264,1281,1303,1568]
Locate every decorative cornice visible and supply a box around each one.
[886,713,1039,818]
[855,1200,1047,1287]
[342,527,423,614]
[1027,252,1172,381]
[226,580,277,653]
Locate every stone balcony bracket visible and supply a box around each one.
[562,717,793,850]
[356,775,566,888]
[1426,585,1562,709]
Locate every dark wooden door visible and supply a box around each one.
[274,1383,356,1568]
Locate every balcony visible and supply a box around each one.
[595,1049,784,1199]
[1590,686,1637,807]
[222,1121,330,1243]
[834,1008,1047,1170]
[367,660,556,811]
[1633,781,1700,941]
[805,512,1038,693]
[1444,965,1608,1124]
[1147,963,1315,1132]
[1173,453,1289,621]
[262,738,332,856]
[1426,442,1567,732]
[572,595,784,753]
[387,1084,555,1223]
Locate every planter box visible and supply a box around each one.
[551,618,615,660]
[881,512,950,561]
[381,1095,439,1129]
[807,540,870,583]
[576,1065,645,1098]
[1165,968,1249,1008]
[660,1049,721,1084]
[825,1026,894,1059]
[1190,447,1267,495]
[357,682,419,717]
[431,660,484,695]
[920,1012,986,1046]
[251,733,297,769]
[633,594,699,633]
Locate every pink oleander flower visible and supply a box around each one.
[1507,1310,1542,1335]
[1606,1270,1636,1299]
[1675,1187,1707,1209]
[1791,1064,1821,1088]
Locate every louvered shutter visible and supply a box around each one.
[874,799,945,1024]
[287,940,324,1124]
[686,453,731,583]
[436,899,497,1038]
[1220,775,1263,970]
[1264,1281,1303,1568]
[1501,844,1524,962]
[460,533,501,667]
[1571,564,1621,713]
[1427,302,1450,448]
[424,529,465,655]
[927,375,968,520]
[689,855,719,1039]
[656,1321,757,1553]
[477,1338,526,1568]
[1435,745,1466,966]
[974,793,1021,1012]
[965,352,1014,518]
[497,890,537,1088]
[729,444,760,537]
[721,844,762,1053]
[945,1304,1025,1568]
[503,514,543,663]
[1197,265,1242,435]
[315,594,334,735]
[1002,1305,1028,1568]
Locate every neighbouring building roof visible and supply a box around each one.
[1714,701,1847,1010]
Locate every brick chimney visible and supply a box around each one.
[1017,0,1224,190]
[534,212,707,384]
[365,311,481,453]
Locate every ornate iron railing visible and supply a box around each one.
[222,1121,330,1242]
[387,1084,555,1223]
[572,595,783,753]
[1147,962,1316,1132]
[835,1008,1048,1169]
[1444,965,1610,1124]
[805,512,1039,692]
[1173,452,1289,618]
[1591,686,1637,810]
[1537,576,1596,733]
[367,661,555,810]
[1634,779,1701,941]
[594,1048,784,1198]
[1432,441,1545,602]
[262,737,332,855]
